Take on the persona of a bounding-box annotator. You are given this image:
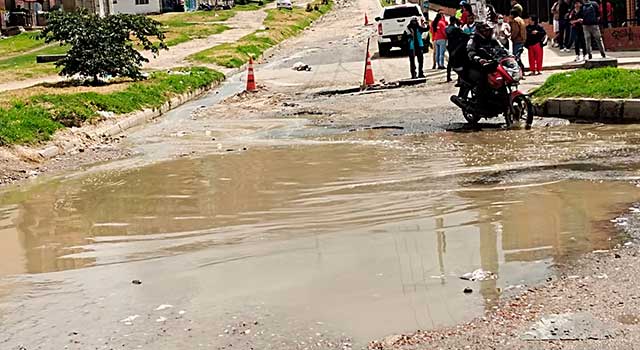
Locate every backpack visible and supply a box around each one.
[582,2,598,25]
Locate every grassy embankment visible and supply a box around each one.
[189,0,332,68]
[532,68,640,102]
[0,3,271,83]
[0,67,224,145]
[0,32,46,56]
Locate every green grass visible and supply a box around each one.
[165,24,230,46]
[189,0,332,68]
[0,45,68,83]
[0,32,46,57]
[151,10,235,47]
[532,68,640,102]
[0,67,224,145]
[151,1,273,47]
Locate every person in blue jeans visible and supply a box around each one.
[510,9,527,74]
[431,12,448,69]
[404,17,427,78]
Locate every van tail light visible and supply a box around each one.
[378,23,383,35]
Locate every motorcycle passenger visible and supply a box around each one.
[445,16,470,82]
[465,22,508,93]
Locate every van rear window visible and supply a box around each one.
[383,6,421,19]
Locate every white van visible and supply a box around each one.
[375,4,427,56]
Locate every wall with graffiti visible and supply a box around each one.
[603,26,640,51]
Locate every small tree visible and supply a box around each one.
[41,10,167,83]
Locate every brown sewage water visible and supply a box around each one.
[2,124,640,349]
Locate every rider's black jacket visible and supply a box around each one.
[466,33,508,67]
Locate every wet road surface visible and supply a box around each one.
[2,123,640,349]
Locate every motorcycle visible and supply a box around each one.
[450,54,534,130]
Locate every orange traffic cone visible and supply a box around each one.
[364,52,375,87]
[364,13,369,25]
[246,56,257,92]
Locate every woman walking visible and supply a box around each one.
[431,12,448,70]
[525,15,546,75]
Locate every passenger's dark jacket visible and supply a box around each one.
[446,24,470,68]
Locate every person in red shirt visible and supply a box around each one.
[431,12,448,69]
[600,0,614,27]
[460,3,472,25]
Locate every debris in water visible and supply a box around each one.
[156,304,173,311]
[292,62,312,71]
[463,287,473,294]
[460,268,496,281]
[131,280,142,285]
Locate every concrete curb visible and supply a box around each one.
[35,83,219,160]
[536,98,640,123]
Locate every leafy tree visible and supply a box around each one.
[40,10,167,83]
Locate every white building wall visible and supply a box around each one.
[112,0,161,14]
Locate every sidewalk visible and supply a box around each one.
[524,44,640,71]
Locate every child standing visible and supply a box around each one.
[525,15,547,75]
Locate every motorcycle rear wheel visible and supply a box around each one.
[458,87,481,125]
[507,95,534,130]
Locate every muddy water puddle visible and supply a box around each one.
[2,124,640,347]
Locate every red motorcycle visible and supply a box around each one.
[450,55,534,130]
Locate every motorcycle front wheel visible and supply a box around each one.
[506,94,534,130]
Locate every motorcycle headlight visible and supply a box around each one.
[509,67,522,82]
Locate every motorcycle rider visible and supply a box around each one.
[465,22,508,94]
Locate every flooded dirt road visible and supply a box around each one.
[2,0,640,349]
[3,123,640,349]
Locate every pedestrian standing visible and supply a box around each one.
[494,14,511,52]
[551,0,560,47]
[461,3,473,25]
[462,13,476,34]
[486,4,499,24]
[404,16,426,79]
[431,12,448,69]
[525,15,546,75]
[600,0,616,28]
[579,0,607,59]
[456,1,465,20]
[511,0,524,17]
[559,0,572,51]
[423,0,430,21]
[569,0,586,61]
[510,9,527,72]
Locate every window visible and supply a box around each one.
[383,6,421,19]
[135,0,149,5]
